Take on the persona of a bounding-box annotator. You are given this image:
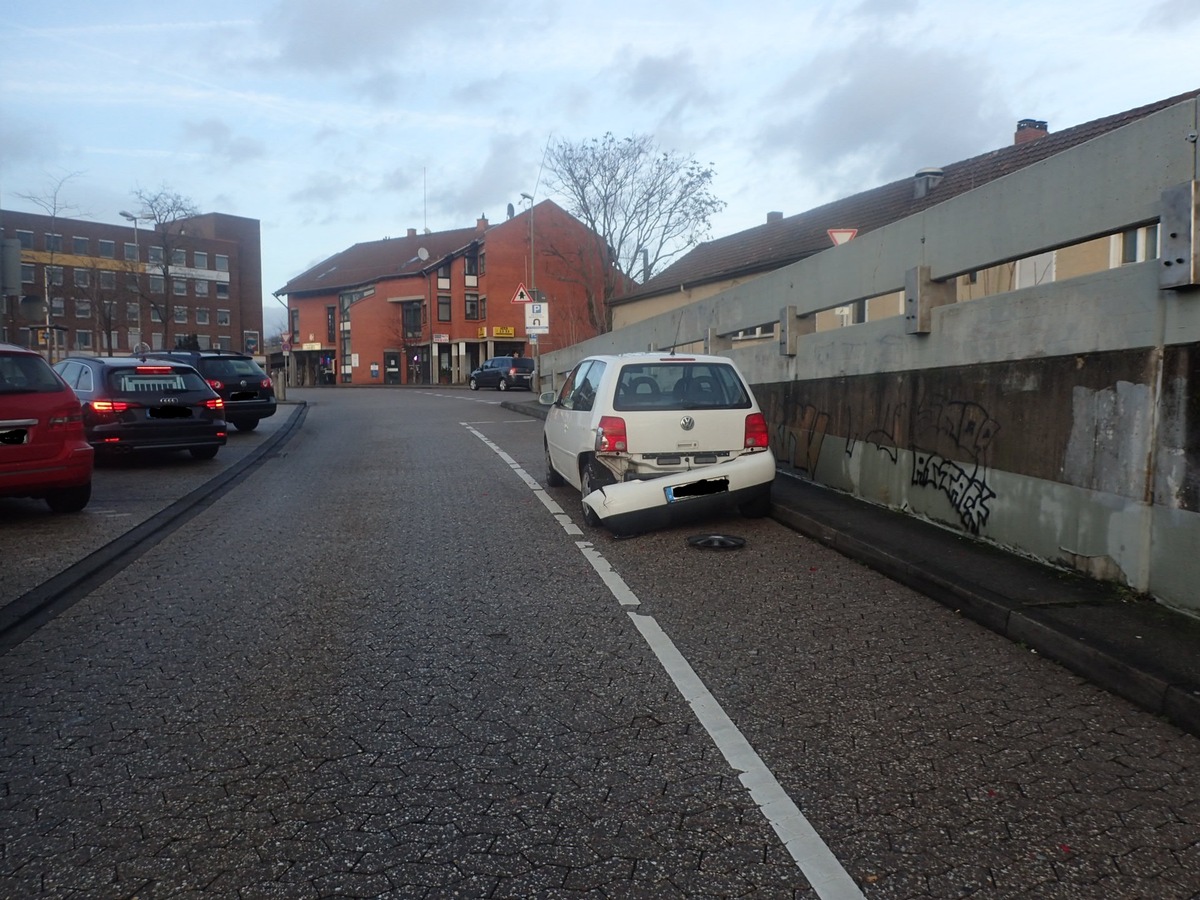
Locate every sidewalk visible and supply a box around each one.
[503,397,1200,739]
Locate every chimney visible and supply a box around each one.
[476,216,488,232]
[407,228,417,238]
[1014,118,1049,145]
[766,211,783,223]
[913,167,944,199]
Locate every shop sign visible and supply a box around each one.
[493,326,515,338]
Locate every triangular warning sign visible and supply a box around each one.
[828,228,858,246]
[511,282,532,303]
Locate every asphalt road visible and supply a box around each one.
[1,387,1197,898]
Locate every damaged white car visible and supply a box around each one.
[541,352,775,534]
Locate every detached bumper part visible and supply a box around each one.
[582,451,776,534]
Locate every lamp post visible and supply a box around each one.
[119,211,144,353]
[521,192,540,390]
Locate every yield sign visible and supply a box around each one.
[828,228,858,246]
[511,282,532,303]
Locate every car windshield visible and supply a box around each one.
[612,362,751,411]
[0,353,66,394]
[108,367,208,393]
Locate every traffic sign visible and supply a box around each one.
[828,228,858,246]
[511,282,532,303]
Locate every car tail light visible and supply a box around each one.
[207,378,224,390]
[744,412,770,449]
[202,398,224,410]
[48,408,85,434]
[136,366,173,374]
[595,416,628,453]
[91,400,132,413]
[261,376,272,388]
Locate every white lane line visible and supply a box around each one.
[461,422,864,899]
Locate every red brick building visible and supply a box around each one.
[276,200,619,386]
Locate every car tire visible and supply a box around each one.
[580,459,613,527]
[469,377,479,391]
[190,446,220,460]
[233,419,259,432]
[44,481,92,513]
[498,379,508,392]
[545,442,564,487]
[739,489,772,518]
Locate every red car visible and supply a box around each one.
[0,342,94,512]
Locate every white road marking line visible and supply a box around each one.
[462,422,865,899]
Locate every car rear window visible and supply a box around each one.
[203,358,262,378]
[108,367,209,393]
[613,362,751,411]
[511,358,534,372]
[0,352,65,393]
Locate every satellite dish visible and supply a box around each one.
[417,247,429,261]
[506,203,515,219]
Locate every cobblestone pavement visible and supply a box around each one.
[1,388,1197,898]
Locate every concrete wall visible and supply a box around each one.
[538,96,1200,615]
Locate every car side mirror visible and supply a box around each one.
[538,390,556,406]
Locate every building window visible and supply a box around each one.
[99,239,115,259]
[45,233,63,252]
[195,279,209,296]
[216,282,230,299]
[465,293,480,320]
[100,270,116,290]
[197,334,212,349]
[76,299,92,318]
[124,242,138,261]
[21,264,34,284]
[437,295,451,322]
[173,278,187,296]
[479,295,487,319]
[1116,225,1160,265]
[1016,251,1056,289]
[194,251,208,269]
[174,306,188,324]
[465,253,478,276]
[127,303,140,324]
[326,305,336,342]
[126,273,139,292]
[215,254,229,272]
[73,269,90,288]
[75,330,92,350]
[217,309,231,327]
[172,248,186,266]
[128,329,140,348]
[479,252,486,275]
[150,274,165,294]
[73,236,89,255]
[46,266,64,286]
[16,230,33,250]
[196,308,210,325]
[148,246,164,264]
[51,297,65,317]
[151,307,162,323]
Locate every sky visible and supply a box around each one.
[3,0,1199,335]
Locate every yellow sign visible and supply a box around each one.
[477,327,487,339]
[493,326,515,338]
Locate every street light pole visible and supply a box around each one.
[119,211,143,353]
[520,192,540,390]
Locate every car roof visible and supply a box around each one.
[0,342,41,356]
[60,355,201,369]
[582,352,740,365]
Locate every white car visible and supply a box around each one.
[542,352,776,534]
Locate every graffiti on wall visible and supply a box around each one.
[767,389,1002,535]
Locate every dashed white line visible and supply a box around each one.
[462,421,865,900]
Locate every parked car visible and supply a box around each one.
[53,356,227,459]
[0,343,94,512]
[144,350,276,431]
[542,352,775,534]
[469,356,535,391]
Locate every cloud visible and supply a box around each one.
[180,119,267,167]
[1141,0,1200,28]
[432,133,529,221]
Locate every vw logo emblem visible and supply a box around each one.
[680,416,695,431]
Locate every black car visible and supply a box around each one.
[145,350,277,431]
[468,356,535,391]
[53,356,227,459]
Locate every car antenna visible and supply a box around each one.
[668,310,683,356]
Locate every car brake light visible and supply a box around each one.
[744,412,770,449]
[261,377,272,388]
[595,416,628,453]
[208,378,224,390]
[48,409,84,430]
[203,398,224,410]
[91,400,132,413]
[136,366,173,374]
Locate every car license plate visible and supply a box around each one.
[0,427,30,446]
[148,407,192,419]
[664,477,729,502]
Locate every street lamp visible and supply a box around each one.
[119,211,146,353]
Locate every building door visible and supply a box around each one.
[384,350,401,385]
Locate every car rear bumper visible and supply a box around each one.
[225,398,276,422]
[583,450,776,534]
[0,442,93,498]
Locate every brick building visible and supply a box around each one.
[276,200,619,386]
[1,209,264,360]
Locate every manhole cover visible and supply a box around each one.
[687,534,746,550]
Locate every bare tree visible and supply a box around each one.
[14,171,83,361]
[544,133,725,331]
[125,186,200,350]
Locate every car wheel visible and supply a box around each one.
[498,379,508,392]
[233,419,259,432]
[581,459,614,527]
[545,442,564,487]
[190,446,220,460]
[739,489,772,518]
[469,377,479,391]
[44,482,92,513]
